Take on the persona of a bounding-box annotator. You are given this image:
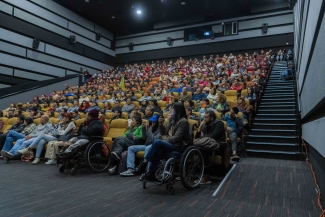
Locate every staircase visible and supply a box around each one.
[246,61,303,160]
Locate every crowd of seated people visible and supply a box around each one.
[0,49,281,183]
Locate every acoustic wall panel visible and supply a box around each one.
[45,45,113,70]
[68,22,111,48]
[5,0,68,28]
[30,0,94,31]
[0,84,11,89]
[0,53,65,77]
[0,41,26,57]
[14,69,54,81]
[67,71,79,75]
[116,30,184,47]
[0,1,13,15]
[0,27,45,52]
[26,50,97,74]
[302,117,325,158]
[239,14,294,30]
[0,66,13,76]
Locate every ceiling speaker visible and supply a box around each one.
[70,35,76,44]
[262,23,268,34]
[32,38,40,49]
[167,37,172,46]
[96,32,101,41]
[129,42,134,51]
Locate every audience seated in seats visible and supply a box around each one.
[215,94,229,115]
[0,115,52,159]
[109,115,143,174]
[149,99,161,113]
[56,101,68,112]
[184,99,195,111]
[0,115,25,150]
[85,101,100,113]
[194,98,215,120]
[178,87,189,100]
[235,97,250,120]
[191,88,207,101]
[78,101,90,113]
[128,110,140,128]
[244,87,256,105]
[164,97,178,113]
[99,114,107,136]
[122,97,135,117]
[206,88,218,103]
[217,79,229,94]
[142,103,189,182]
[110,109,123,123]
[58,108,67,120]
[139,100,148,114]
[222,107,244,161]
[143,106,154,120]
[111,100,122,113]
[139,92,152,102]
[59,109,103,158]
[18,113,76,165]
[68,100,79,113]
[120,114,161,176]
[186,107,200,122]
[195,110,226,184]
[71,110,80,120]
[229,79,243,95]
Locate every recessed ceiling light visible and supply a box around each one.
[181,2,186,5]
[85,0,89,2]
[112,16,115,19]
[286,42,289,45]
[137,10,142,14]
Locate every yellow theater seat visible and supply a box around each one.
[104,119,128,147]
[225,90,237,102]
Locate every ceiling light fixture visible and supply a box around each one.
[137,10,142,14]
[181,2,186,5]
[112,16,115,19]
[85,0,89,2]
[286,42,289,45]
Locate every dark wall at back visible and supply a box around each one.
[0,13,115,66]
[115,33,293,64]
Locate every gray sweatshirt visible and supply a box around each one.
[122,104,135,114]
[29,121,53,138]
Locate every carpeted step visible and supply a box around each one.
[258,109,296,114]
[259,102,295,106]
[246,141,299,152]
[262,95,295,98]
[248,135,299,143]
[254,118,296,124]
[252,123,296,130]
[258,105,296,110]
[246,149,304,160]
[250,129,298,136]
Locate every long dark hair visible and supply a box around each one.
[171,102,187,123]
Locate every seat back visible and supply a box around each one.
[215,112,222,120]
[50,118,60,125]
[225,90,237,102]
[135,94,142,100]
[33,118,41,125]
[107,119,128,138]
[8,117,18,125]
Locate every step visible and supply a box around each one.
[261,98,295,102]
[246,142,299,152]
[252,123,296,130]
[247,134,299,143]
[254,118,297,124]
[266,86,294,89]
[258,109,296,114]
[267,82,293,85]
[258,105,296,110]
[260,102,295,105]
[263,93,295,96]
[250,129,298,136]
[262,95,295,98]
[256,114,297,117]
[246,149,304,160]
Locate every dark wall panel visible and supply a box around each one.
[0,12,114,66]
[115,33,294,64]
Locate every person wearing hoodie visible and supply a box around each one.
[1,115,52,159]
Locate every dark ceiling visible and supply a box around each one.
[53,0,290,37]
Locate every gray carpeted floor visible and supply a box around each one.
[0,158,320,217]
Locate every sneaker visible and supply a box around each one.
[45,159,57,165]
[32,158,40,165]
[108,165,116,174]
[111,152,120,161]
[194,175,212,185]
[18,148,29,155]
[175,176,181,181]
[0,151,14,159]
[231,154,240,161]
[134,161,148,175]
[120,168,135,177]
[142,172,159,182]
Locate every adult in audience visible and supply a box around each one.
[235,97,250,119]
[142,103,189,181]
[244,87,256,105]
[0,115,52,159]
[143,106,154,120]
[85,101,100,113]
[121,97,135,117]
[79,93,90,104]
[58,108,68,121]
[194,98,215,120]
[215,94,229,115]
[139,92,152,102]
[0,115,25,151]
[72,110,80,120]
[191,88,207,101]
[68,100,79,113]
[195,110,226,184]
[110,109,123,123]
[179,87,191,102]
[111,100,122,112]
[206,88,218,103]
[18,113,76,165]
[55,101,68,112]
[149,99,161,113]
[120,114,161,176]
[78,101,90,113]
[222,107,243,161]
[139,100,148,114]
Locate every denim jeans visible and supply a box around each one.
[9,137,37,157]
[145,139,182,172]
[2,130,25,152]
[28,134,58,158]
[127,145,151,169]
[228,131,238,152]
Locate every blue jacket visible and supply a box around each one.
[191,93,207,101]
[85,106,100,113]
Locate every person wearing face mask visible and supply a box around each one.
[142,103,189,181]
[222,107,244,161]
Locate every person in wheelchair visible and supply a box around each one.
[109,115,144,174]
[195,110,226,184]
[222,107,244,161]
[59,109,103,158]
[142,103,189,182]
[120,114,161,177]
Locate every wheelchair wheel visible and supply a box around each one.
[155,158,174,183]
[179,147,204,190]
[85,141,111,173]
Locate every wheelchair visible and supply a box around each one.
[142,142,230,194]
[57,136,111,175]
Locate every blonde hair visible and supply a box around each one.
[218,93,227,103]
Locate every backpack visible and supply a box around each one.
[193,137,219,152]
[117,151,128,174]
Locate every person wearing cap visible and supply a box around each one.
[222,107,244,161]
[85,101,100,114]
[19,113,76,165]
[120,114,161,176]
